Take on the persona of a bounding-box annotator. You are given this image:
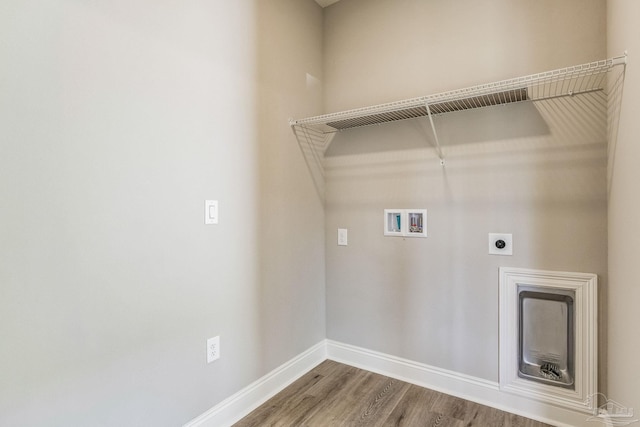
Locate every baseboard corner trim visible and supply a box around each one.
[184,339,593,427]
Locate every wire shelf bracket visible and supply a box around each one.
[424,100,445,166]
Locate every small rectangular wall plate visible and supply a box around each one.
[489,233,512,255]
[205,200,218,225]
[337,228,348,246]
[206,336,220,363]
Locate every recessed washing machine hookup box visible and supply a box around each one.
[384,209,427,238]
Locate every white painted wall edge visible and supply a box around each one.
[184,339,594,427]
[326,340,593,427]
[182,341,327,427]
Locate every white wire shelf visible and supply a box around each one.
[291,55,627,201]
[290,55,627,133]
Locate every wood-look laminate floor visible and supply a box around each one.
[233,360,552,427]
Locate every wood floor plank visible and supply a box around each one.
[310,359,352,377]
[330,372,411,427]
[291,363,371,426]
[429,393,470,422]
[303,369,374,426]
[232,360,553,427]
[462,402,508,426]
[381,384,462,427]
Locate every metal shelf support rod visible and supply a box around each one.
[425,101,445,166]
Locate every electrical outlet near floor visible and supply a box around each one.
[207,336,220,363]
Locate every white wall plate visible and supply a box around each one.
[489,233,512,255]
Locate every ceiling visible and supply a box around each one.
[315,0,341,7]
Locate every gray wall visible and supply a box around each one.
[2,0,632,425]
[0,1,325,426]
[607,0,640,416]
[324,0,608,382]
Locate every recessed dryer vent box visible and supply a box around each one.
[384,209,427,238]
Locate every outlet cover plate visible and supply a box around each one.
[207,336,220,363]
[489,233,513,256]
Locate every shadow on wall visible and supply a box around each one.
[253,0,326,379]
[325,101,550,158]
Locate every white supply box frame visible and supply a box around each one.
[384,209,427,238]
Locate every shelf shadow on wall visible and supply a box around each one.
[295,86,615,209]
[324,101,550,158]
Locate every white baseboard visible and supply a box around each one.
[183,341,326,427]
[326,340,594,427]
[184,339,594,427]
